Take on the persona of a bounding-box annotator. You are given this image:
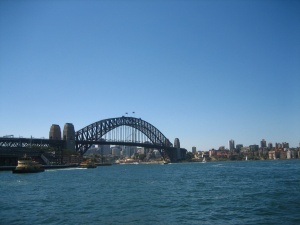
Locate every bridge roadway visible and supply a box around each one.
[0,137,186,163]
[0,137,175,150]
[0,137,64,148]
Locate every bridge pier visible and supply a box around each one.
[163,147,187,163]
[63,123,75,151]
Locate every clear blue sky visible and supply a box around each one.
[1,0,299,151]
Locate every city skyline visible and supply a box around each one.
[0,0,299,151]
[192,138,298,152]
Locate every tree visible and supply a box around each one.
[138,154,146,161]
[186,152,194,161]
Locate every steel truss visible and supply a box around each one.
[75,117,173,154]
[0,137,64,148]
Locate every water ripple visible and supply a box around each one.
[1,160,300,224]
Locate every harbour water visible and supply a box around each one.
[1,160,299,225]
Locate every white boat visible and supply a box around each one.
[202,157,206,163]
[13,155,45,173]
[246,156,248,161]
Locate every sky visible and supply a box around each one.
[0,0,299,151]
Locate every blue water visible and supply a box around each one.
[1,160,299,225]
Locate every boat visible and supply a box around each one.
[245,156,248,161]
[13,155,45,173]
[202,157,206,163]
[79,160,97,168]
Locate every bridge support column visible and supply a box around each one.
[177,148,182,161]
[63,123,75,151]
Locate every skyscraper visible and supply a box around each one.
[192,146,196,154]
[229,139,235,151]
[260,139,267,148]
[268,142,273,149]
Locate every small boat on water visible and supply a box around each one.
[202,157,206,163]
[79,160,97,168]
[13,155,45,173]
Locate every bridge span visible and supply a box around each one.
[0,117,187,163]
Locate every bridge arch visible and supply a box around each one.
[75,117,173,154]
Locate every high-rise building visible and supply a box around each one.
[236,144,243,152]
[192,147,196,154]
[229,139,235,151]
[122,146,137,158]
[260,139,267,148]
[268,142,273,149]
[282,142,289,149]
[99,144,111,155]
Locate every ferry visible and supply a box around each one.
[79,160,97,168]
[13,155,45,173]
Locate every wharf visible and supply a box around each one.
[42,164,79,169]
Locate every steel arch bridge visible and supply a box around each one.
[75,117,173,154]
[75,116,187,162]
[0,117,187,163]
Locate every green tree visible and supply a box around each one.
[186,152,194,161]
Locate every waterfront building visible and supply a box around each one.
[269,151,276,160]
[209,149,217,157]
[280,150,287,159]
[229,139,235,151]
[287,150,292,159]
[63,154,83,164]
